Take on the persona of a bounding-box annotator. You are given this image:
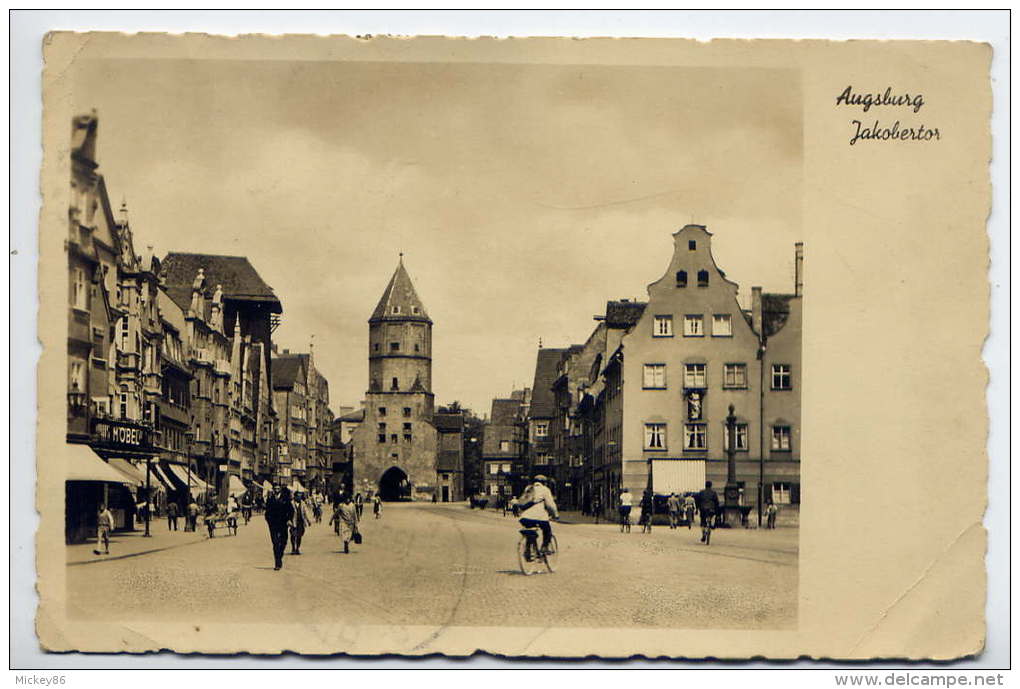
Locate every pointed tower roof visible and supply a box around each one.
[370,256,431,323]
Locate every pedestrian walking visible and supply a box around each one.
[167,501,179,531]
[290,493,309,555]
[242,493,253,524]
[354,492,364,520]
[372,494,382,519]
[591,494,602,524]
[187,499,200,532]
[667,492,681,529]
[509,496,520,518]
[265,485,294,571]
[695,481,720,545]
[766,501,778,529]
[683,493,696,529]
[93,504,114,555]
[639,490,654,533]
[329,494,359,554]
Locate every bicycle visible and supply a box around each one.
[517,527,558,575]
[619,507,632,533]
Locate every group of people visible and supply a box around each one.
[263,487,382,571]
[614,482,719,542]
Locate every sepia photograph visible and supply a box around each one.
[61,55,802,631]
[26,23,999,664]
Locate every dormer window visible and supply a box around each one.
[688,240,697,251]
[411,306,419,315]
[676,270,687,288]
[391,306,401,315]
[697,270,709,287]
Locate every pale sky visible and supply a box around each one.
[74,59,802,416]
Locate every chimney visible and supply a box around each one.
[794,242,804,297]
[751,286,763,336]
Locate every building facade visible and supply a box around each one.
[586,225,803,520]
[350,259,442,501]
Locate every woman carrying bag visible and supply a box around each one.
[330,494,360,554]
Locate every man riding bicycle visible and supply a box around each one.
[517,474,559,553]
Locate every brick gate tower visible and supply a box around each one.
[351,257,439,500]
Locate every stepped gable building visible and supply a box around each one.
[588,224,802,519]
[350,258,441,501]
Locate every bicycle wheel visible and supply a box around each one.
[541,535,559,573]
[517,536,540,575]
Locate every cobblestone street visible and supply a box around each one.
[68,503,797,630]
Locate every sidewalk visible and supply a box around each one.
[66,517,257,566]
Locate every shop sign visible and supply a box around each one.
[91,418,153,451]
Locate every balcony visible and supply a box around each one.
[116,350,141,372]
[213,359,231,377]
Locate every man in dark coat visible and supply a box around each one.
[695,481,720,545]
[265,485,294,571]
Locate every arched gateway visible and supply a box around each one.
[379,466,411,502]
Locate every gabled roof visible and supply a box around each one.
[490,398,522,427]
[433,413,465,433]
[529,348,570,419]
[605,300,647,328]
[271,355,306,390]
[370,258,430,323]
[338,408,365,423]
[161,253,282,312]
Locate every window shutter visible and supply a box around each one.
[791,483,800,505]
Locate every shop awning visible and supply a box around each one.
[107,458,146,487]
[165,463,213,495]
[148,463,174,492]
[228,475,247,497]
[66,444,132,484]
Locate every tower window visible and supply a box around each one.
[411,306,419,315]
[373,343,380,352]
[697,270,710,287]
[390,434,398,444]
[688,240,697,251]
[414,344,420,352]
[676,270,687,288]
[403,407,411,417]
[391,377,399,391]
[391,306,401,315]
[379,407,386,416]
[390,342,400,352]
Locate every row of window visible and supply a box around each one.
[643,363,792,390]
[377,433,414,444]
[644,422,792,452]
[487,462,512,475]
[374,341,423,353]
[674,269,710,288]
[378,406,413,418]
[654,314,731,338]
[389,305,422,316]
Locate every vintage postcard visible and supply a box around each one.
[36,33,990,658]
